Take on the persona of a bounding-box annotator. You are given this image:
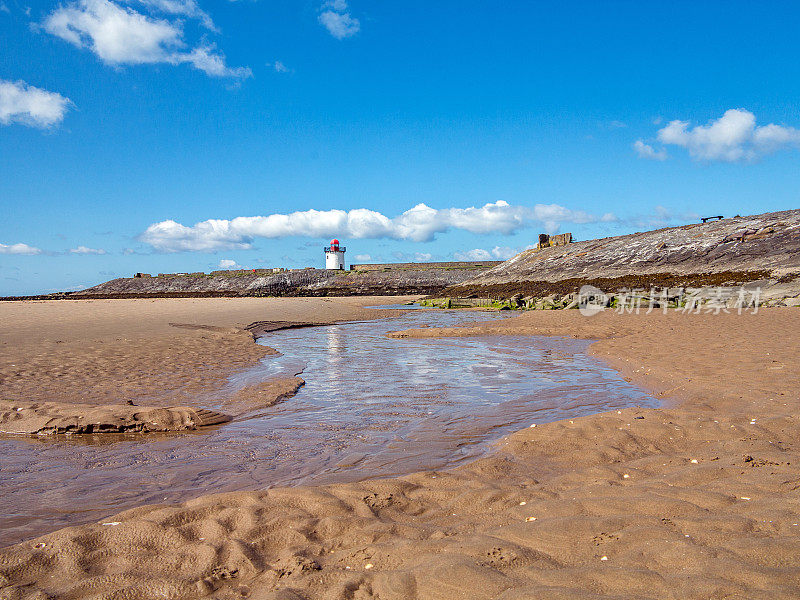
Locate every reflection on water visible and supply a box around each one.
[0,309,657,546]
[324,325,346,395]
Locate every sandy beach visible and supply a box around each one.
[0,297,412,409]
[1,299,799,599]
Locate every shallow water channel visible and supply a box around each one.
[1,308,656,546]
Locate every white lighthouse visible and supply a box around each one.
[325,239,346,270]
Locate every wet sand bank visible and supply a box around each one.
[0,296,413,407]
[1,303,799,599]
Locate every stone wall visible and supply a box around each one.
[43,262,500,299]
[349,261,502,272]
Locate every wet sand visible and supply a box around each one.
[1,302,800,599]
[0,296,412,407]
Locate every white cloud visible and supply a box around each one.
[625,205,700,229]
[454,248,491,261]
[633,140,667,161]
[752,123,800,154]
[269,60,289,73]
[43,0,250,78]
[531,203,616,234]
[454,245,529,262]
[640,109,800,162]
[140,201,615,252]
[177,45,251,78]
[489,246,526,260]
[217,258,245,270]
[44,0,181,63]
[319,0,359,39]
[70,245,107,254]
[319,11,359,38]
[140,201,525,251]
[353,253,371,261]
[658,109,754,161]
[414,252,433,262]
[133,0,216,31]
[394,201,528,241]
[142,219,252,252]
[0,80,72,128]
[0,242,42,255]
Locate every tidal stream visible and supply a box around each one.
[1,308,656,546]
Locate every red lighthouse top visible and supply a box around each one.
[325,239,345,253]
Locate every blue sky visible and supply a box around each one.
[1,1,799,295]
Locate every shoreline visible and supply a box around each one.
[1,302,799,598]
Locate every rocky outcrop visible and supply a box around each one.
[443,210,800,301]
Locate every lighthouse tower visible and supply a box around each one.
[325,239,346,270]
